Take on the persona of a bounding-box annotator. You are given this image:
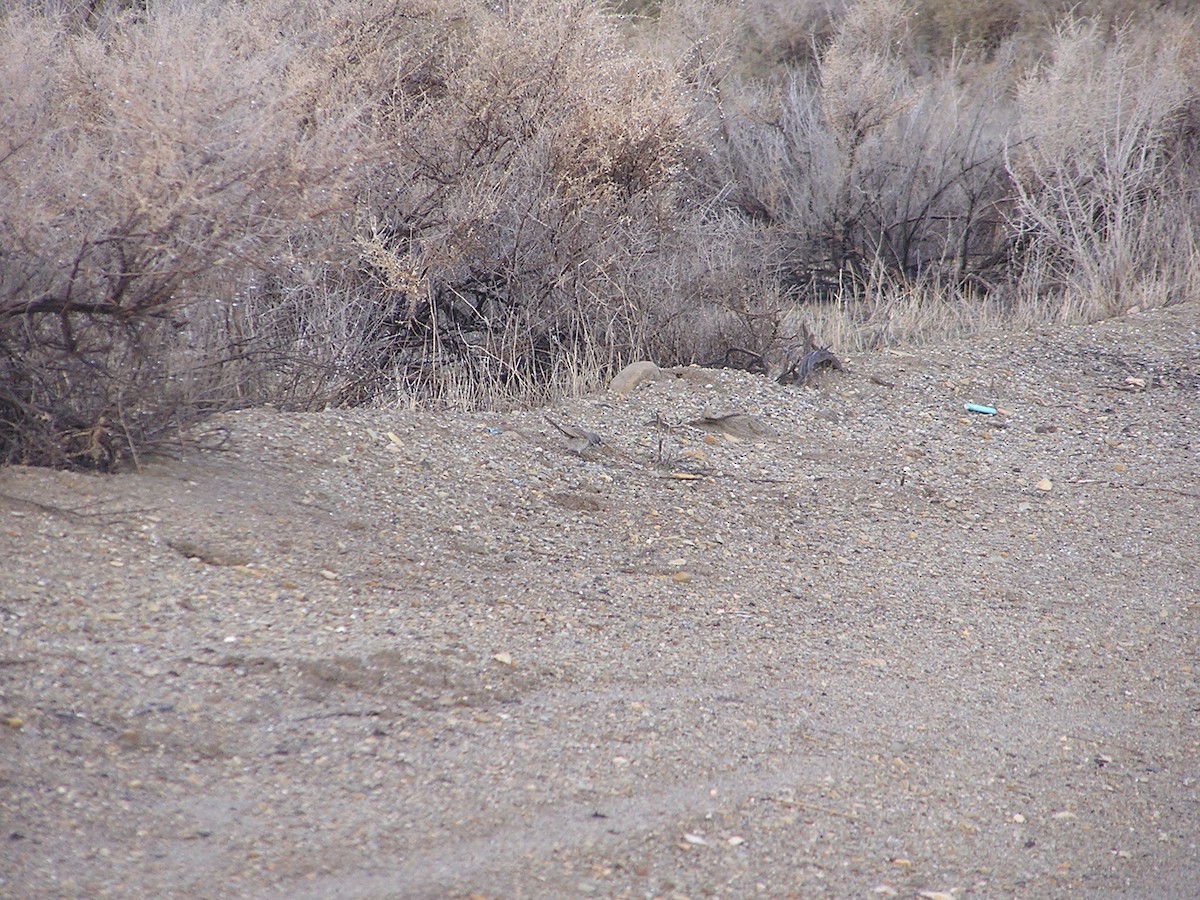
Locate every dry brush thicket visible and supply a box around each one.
[2,0,1197,468]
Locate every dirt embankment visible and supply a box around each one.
[2,303,1198,898]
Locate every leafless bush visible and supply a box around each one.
[737,0,848,72]
[340,0,698,404]
[684,0,1199,351]
[2,0,704,465]
[5,0,1199,470]
[910,0,1200,61]
[0,1,360,467]
[1008,17,1196,320]
[706,0,1016,307]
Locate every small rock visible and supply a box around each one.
[610,361,662,396]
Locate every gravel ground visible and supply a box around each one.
[2,303,1198,899]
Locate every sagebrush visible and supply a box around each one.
[2,0,1197,469]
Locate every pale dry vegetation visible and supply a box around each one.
[0,0,364,466]
[2,0,1197,468]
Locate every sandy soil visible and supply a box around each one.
[2,303,1198,898]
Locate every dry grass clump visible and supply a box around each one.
[3,0,1199,469]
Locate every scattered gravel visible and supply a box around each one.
[2,302,1198,898]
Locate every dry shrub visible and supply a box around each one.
[911,0,1200,61]
[910,0,1027,56]
[4,0,1199,470]
[810,0,1015,292]
[344,0,698,405]
[1008,16,1196,321]
[737,0,848,72]
[818,0,915,150]
[782,263,1011,355]
[3,0,705,465]
[171,0,444,412]
[709,0,1014,308]
[688,0,1199,358]
[0,1,358,467]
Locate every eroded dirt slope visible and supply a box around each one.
[2,304,1198,898]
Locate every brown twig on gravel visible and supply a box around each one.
[296,710,384,721]
[1131,485,1200,499]
[770,796,859,820]
[769,325,846,385]
[0,491,149,525]
[1071,481,1200,500]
